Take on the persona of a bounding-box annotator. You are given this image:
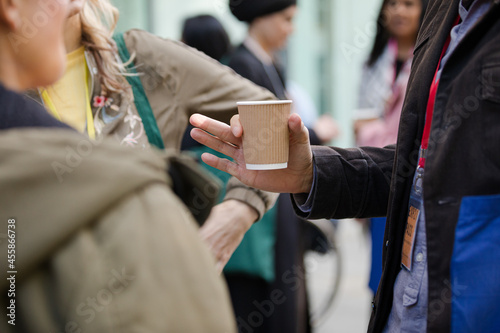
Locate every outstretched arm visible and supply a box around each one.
[191,113,396,221]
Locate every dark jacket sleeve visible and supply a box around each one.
[293,144,396,220]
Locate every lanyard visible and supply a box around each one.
[41,60,96,140]
[418,17,460,169]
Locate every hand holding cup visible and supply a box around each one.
[189,111,314,194]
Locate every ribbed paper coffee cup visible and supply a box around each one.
[237,100,292,170]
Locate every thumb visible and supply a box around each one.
[230,115,243,138]
[289,113,310,144]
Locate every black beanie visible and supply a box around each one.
[229,0,297,23]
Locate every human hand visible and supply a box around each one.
[353,118,377,138]
[313,114,340,144]
[200,200,257,273]
[190,113,314,194]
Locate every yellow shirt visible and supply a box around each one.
[44,46,88,133]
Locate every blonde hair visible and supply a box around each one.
[80,0,133,96]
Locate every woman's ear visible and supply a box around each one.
[0,0,22,31]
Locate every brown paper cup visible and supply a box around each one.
[237,100,292,170]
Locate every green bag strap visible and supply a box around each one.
[113,32,165,150]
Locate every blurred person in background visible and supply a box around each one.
[26,0,283,273]
[227,0,338,332]
[354,0,428,297]
[181,14,232,63]
[0,1,236,332]
[355,0,428,145]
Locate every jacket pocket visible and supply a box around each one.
[481,61,500,104]
[451,194,500,333]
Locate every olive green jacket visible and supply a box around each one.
[27,29,278,219]
[0,129,236,333]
